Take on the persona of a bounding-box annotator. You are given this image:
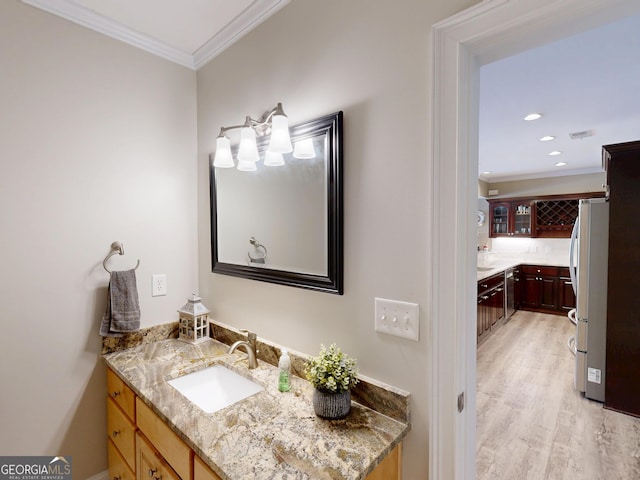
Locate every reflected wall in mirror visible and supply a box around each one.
[210,111,343,294]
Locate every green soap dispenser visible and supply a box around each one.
[278,348,291,392]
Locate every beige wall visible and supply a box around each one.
[0,2,197,478]
[197,0,476,478]
[484,172,605,198]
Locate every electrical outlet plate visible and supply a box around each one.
[152,274,167,297]
[374,297,419,341]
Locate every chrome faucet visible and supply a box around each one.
[228,330,258,369]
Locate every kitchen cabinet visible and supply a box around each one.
[489,201,533,237]
[602,141,640,417]
[558,267,576,313]
[488,193,604,239]
[477,273,505,345]
[518,265,578,314]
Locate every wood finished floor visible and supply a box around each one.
[477,310,640,480]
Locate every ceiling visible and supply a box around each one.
[479,12,640,183]
[20,0,290,69]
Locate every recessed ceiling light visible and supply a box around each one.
[524,113,542,121]
[554,162,567,167]
[540,135,555,142]
[549,150,562,156]
[482,171,492,175]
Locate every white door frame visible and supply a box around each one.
[429,1,640,478]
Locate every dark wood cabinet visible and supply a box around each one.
[489,201,532,237]
[488,193,604,239]
[602,141,640,417]
[517,265,574,315]
[477,273,505,345]
[558,267,576,313]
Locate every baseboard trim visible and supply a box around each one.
[86,469,109,480]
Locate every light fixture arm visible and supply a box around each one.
[217,103,287,138]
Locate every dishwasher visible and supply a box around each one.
[505,268,515,319]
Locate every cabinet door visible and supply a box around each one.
[477,296,485,342]
[136,433,180,480]
[511,201,532,236]
[108,439,135,480]
[559,275,576,312]
[539,276,559,310]
[194,455,222,480]
[520,274,540,310]
[490,203,510,236]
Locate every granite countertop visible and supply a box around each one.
[477,253,570,281]
[104,339,409,480]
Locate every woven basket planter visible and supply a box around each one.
[312,389,351,419]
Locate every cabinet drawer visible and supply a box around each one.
[107,438,135,480]
[136,432,180,480]
[136,398,192,480]
[107,368,136,421]
[478,273,504,294]
[194,455,223,480]
[107,397,136,471]
[521,265,559,276]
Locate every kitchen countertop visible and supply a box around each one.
[477,252,569,281]
[104,339,409,480]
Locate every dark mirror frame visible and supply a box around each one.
[210,111,343,294]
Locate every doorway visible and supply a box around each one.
[429,1,640,479]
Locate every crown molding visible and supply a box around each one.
[194,0,290,69]
[20,0,291,70]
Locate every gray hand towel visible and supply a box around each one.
[100,269,140,337]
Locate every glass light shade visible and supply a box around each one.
[264,150,285,167]
[238,127,259,163]
[213,136,234,168]
[237,159,257,172]
[293,138,316,159]
[268,115,293,153]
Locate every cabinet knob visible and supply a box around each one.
[148,469,157,478]
[112,477,121,480]
[111,391,120,397]
[111,430,120,438]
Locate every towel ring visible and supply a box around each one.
[103,241,140,273]
[247,237,267,265]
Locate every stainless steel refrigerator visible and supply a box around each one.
[569,197,609,402]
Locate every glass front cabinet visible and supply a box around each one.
[489,201,533,237]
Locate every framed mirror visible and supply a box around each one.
[210,111,343,294]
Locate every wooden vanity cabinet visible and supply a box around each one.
[136,432,181,480]
[107,368,401,480]
[194,456,222,480]
[107,368,137,479]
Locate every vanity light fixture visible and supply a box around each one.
[213,102,293,170]
[524,113,542,121]
[293,137,316,159]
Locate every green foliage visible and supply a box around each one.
[305,343,359,393]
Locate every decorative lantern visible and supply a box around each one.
[177,294,211,344]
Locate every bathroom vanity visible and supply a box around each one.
[104,338,408,480]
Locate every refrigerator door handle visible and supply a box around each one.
[569,217,579,296]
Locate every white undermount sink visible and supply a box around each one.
[477,266,495,272]
[167,364,263,413]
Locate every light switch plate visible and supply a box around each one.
[374,297,419,341]
[152,274,167,297]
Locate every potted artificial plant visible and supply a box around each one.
[305,343,359,419]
